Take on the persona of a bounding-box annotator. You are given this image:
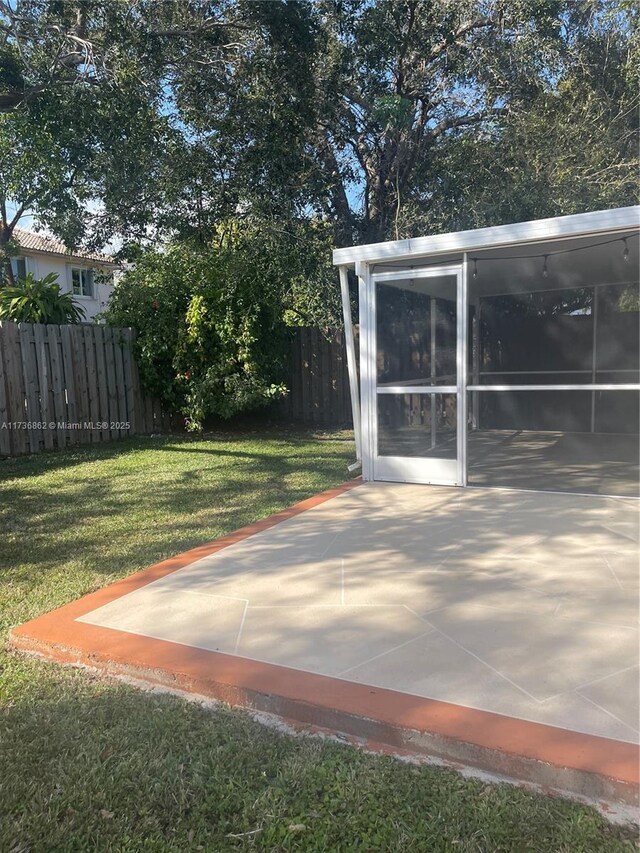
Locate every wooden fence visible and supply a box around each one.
[0,322,358,457]
[276,327,358,425]
[0,321,170,456]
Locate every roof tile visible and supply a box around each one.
[13,228,115,265]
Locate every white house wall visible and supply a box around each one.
[23,253,115,322]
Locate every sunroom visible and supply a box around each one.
[334,206,640,497]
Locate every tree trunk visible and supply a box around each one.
[0,224,16,287]
[363,175,395,244]
[318,134,356,248]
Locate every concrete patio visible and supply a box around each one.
[12,480,639,807]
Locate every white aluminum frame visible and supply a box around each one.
[366,263,465,486]
[467,384,639,391]
[339,266,361,461]
[333,206,639,266]
[356,261,374,481]
[336,206,640,492]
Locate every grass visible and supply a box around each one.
[0,431,637,852]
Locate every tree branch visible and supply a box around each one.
[428,107,507,140]
[8,203,26,231]
[427,15,495,63]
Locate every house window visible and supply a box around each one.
[71,268,93,297]
[10,257,27,280]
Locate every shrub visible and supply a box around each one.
[0,272,86,324]
[106,236,291,432]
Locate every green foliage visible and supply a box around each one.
[0,272,85,324]
[106,233,296,431]
[0,42,24,95]
[108,218,341,433]
[1,0,637,340]
[618,284,640,312]
[0,0,177,253]
[151,0,577,243]
[395,2,639,234]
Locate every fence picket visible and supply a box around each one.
[316,329,324,421]
[92,325,110,441]
[82,324,100,442]
[34,324,55,449]
[103,326,119,440]
[121,329,137,434]
[46,326,66,447]
[19,324,43,452]
[59,325,79,445]
[0,322,27,454]
[112,328,127,437]
[0,325,11,455]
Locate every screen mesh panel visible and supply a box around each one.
[376,277,457,386]
[378,393,457,459]
[466,390,639,496]
[478,288,594,379]
[467,241,639,495]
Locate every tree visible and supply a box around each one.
[310,0,568,243]
[1,1,636,307]
[146,1,574,245]
[400,1,639,233]
[157,0,639,246]
[0,0,201,282]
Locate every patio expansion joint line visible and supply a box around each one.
[469,485,640,501]
[404,607,544,704]
[166,588,250,604]
[600,554,625,590]
[568,662,640,695]
[573,690,640,740]
[545,612,638,631]
[336,627,436,678]
[73,574,185,618]
[233,600,249,655]
[512,580,626,596]
[602,524,640,544]
[497,536,547,560]
[70,622,245,658]
[416,597,561,620]
[172,554,330,597]
[248,604,409,609]
[317,531,343,560]
[429,542,469,572]
[605,547,640,556]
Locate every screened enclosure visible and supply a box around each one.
[335,207,640,497]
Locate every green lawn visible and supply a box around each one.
[0,433,636,852]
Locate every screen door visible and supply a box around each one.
[371,265,466,485]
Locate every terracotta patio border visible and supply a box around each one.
[9,477,639,808]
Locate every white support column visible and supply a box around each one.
[430,296,436,449]
[355,261,373,480]
[591,285,599,433]
[458,255,469,486]
[339,265,362,462]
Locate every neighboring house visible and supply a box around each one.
[10,228,119,322]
